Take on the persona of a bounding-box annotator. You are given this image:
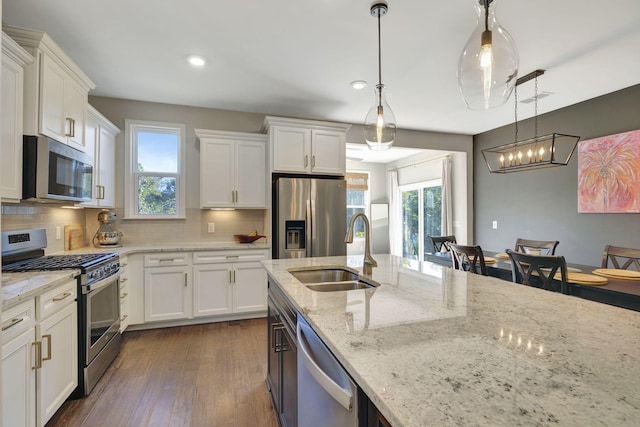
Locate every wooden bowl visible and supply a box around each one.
[234,234,266,243]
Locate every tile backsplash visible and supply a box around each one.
[1,204,86,254]
[1,204,268,253]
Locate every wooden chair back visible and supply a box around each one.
[429,235,457,253]
[447,243,488,276]
[602,245,640,270]
[506,249,569,294]
[514,238,560,255]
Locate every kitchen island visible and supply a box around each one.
[262,254,640,426]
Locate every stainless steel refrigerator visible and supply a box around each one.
[273,177,346,259]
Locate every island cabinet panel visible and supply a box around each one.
[264,116,351,176]
[196,129,267,209]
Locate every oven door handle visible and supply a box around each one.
[84,272,121,294]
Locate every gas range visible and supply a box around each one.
[2,229,119,287]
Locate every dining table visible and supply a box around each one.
[425,250,640,312]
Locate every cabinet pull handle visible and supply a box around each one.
[184,272,188,287]
[120,263,128,267]
[229,270,232,283]
[32,341,42,370]
[42,334,52,361]
[312,155,316,168]
[158,258,175,262]
[120,277,128,283]
[235,190,239,203]
[304,155,308,167]
[120,314,128,322]
[53,292,72,302]
[232,270,236,283]
[65,117,75,137]
[120,292,129,299]
[2,317,24,331]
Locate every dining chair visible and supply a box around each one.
[447,243,488,276]
[429,235,457,253]
[514,238,560,255]
[601,245,640,270]
[506,249,569,294]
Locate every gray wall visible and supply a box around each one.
[473,84,640,265]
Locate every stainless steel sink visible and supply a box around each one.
[290,268,359,283]
[288,267,379,292]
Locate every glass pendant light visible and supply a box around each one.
[458,0,519,110]
[364,2,396,151]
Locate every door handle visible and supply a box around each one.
[312,155,316,168]
[184,272,188,287]
[304,155,309,168]
[42,334,52,361]
[32,341,42,370]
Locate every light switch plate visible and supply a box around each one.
[207,223,215,233]
[492,221,498,229]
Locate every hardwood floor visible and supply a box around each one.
[46,319,279,427]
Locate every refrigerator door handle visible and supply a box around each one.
[306,199,312,257]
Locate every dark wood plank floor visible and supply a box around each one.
[46,319,279,427]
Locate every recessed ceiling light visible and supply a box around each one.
[351,80,367,90]
[187,55,206,67]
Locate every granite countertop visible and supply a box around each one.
[1,242,270,309]
[262,254,640,427]
[2,270,80,310]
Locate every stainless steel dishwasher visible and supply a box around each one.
[297,314,359,426]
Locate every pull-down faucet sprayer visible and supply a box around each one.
[345,213,377,275]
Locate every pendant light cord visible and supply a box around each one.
[484,1,489,31]
[534,75,539,138]
[514,85,518,142]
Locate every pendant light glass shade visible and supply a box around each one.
[364,84,396,151]
[364,2,396,151]
[458,0,519,110]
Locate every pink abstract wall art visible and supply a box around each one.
[578,129,640,213]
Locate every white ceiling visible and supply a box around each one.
[3,0,640,136]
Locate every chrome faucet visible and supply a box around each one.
[345,213,377,274]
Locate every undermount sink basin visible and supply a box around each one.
[290,268,359,283]
[288,267,379,292]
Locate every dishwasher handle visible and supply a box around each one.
[297,321,353,411]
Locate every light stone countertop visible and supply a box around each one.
[2,270,80,310]
[262,254,640,427]
[2,242,269,309]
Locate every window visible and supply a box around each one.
[400,179,442,260]
[125,120,186,219]
[346,172,370,239]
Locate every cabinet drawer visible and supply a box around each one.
[144,252,190,267]
[1,299,36,342]
[193,250,268,264]
[38,280,77,320]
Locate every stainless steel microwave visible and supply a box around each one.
[23,136,93,203]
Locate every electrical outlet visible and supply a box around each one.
[492,221,498,230]
[56,226,62,240]
[207,223,215,233]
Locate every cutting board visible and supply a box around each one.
[64,224,85,250]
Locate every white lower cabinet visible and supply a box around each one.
[37,303,77,425]
[119,255,130,332]
[130,250,268,328]
[144,266,192,322]
[1,279,77,427]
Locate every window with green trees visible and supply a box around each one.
[125,120,185,218]
[400,179,442,260]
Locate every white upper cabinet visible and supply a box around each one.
[1,32,33,202]
[80,105,120,208]
[3,25,96,152]
[196,129,268,209]
[263,116,351,176]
